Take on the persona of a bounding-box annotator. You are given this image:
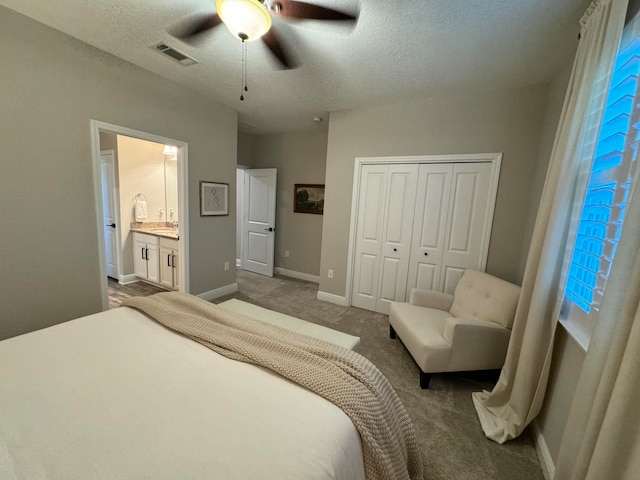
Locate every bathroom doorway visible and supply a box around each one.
[90,120,189,310]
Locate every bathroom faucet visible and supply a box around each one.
[170,220,178,230]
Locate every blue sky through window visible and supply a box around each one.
[565,35,640,313]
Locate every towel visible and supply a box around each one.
[135,200,147,221]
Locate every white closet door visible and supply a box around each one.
[440,162,493,293]
[375,164,419,314]
[406,163,453,298]
[351,165,388,311]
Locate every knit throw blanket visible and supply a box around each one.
[123,292,423,480]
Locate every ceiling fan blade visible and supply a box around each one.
[171,13,222,42]
[274,0,357,21]
[261,29,298,69]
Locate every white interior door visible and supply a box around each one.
[351,165,388,311]
[100,151,118,279]
[243,168,277,276]
[351,164,418,314]
[440,162,493,293]
[406,163,453,298]
[375,164,419,314]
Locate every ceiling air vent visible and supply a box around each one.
[153,43,198,66]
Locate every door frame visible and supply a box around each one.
[236,166,249,269]
[90,119,190,310]
[99,149,121,279]
[345,153,502,307]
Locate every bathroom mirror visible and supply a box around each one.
[164,156,179,223]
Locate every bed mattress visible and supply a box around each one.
[0,307,365,480]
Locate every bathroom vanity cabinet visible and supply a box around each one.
[159,237,180,290]
[133,232,159,284]
[133,232,180,291]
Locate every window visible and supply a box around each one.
[561,16,640,348]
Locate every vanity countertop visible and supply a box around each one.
[130,223,179,240]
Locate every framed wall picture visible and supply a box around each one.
[200,181,229,216]
[294,184,324,215]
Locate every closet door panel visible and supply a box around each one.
[440,162,493,290]
[447,173,476,253]
[384,173,411,243]
[356,254,378,297]
[442,266,466,295]
[351,165,388,311]
[406,164,453,299]
[378,257,402,303]
[415,263,438,291]
[375,164,418,314]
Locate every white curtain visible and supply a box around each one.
[554,152,640,478]
[472,0,629,444]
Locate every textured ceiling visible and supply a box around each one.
[1,0,591,134]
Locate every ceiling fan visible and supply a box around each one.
[171,0,359,69]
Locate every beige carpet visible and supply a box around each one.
[215,270,544,480]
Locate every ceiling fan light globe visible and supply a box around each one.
[216,0,272,41]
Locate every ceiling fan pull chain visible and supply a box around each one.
[240,38,246,101]
[244,40,248,93]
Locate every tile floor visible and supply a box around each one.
[107,277,168,309]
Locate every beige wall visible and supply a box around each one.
[237,132,256,168]
[536,327,585,465]
[117,136,166,226]
[319,85,550,297]
[0,7,237,340]
[251,129,329,276]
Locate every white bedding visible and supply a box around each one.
[0,307,365,480]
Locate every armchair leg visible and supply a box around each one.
[420,371,432,389]
[389,325,396,339]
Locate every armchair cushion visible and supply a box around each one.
[449,269,521,328]
[389,302,452,372]
[409,288,454,311]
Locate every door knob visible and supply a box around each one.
[393,248,397,252]
[424,252,429,256]
[264,227,274,232]
[106,223,116,228]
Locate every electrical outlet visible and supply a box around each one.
[284,250,290,258]
[224,262,230,271]
[328,269,334,279]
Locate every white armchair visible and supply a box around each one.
[389,269,521,388]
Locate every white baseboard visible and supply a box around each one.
[531,419,554,480]
[274,267,320,284]
[317,291,349,306]
[197,283,238,302]
[119,274,139,285]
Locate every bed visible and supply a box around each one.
[0,293,422,480]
